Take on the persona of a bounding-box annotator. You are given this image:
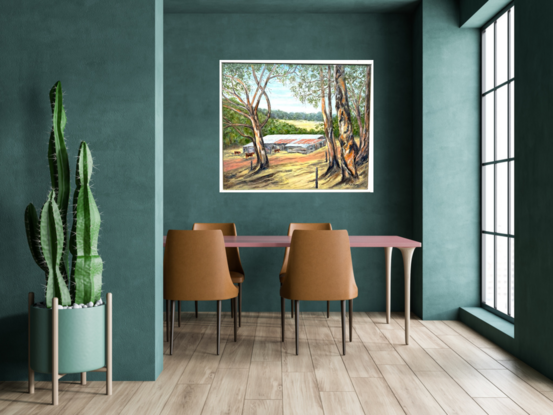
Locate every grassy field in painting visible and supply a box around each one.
[222,146,368,191]
[284,120,324,130]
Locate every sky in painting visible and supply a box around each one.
[259,81,322,114]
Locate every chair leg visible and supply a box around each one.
[170,301,175,355]
[231,289,234,318]
[178,301,181,327]
[281,296,285,342]
[234,297,238,342]
[349,299,353,342]
[291,299,293,319]
[327,301,330,318]
[217,300,222,355]
[165,299,168,342]
[238,283,242,328]
[295,300,300,355]
[195,301,198,318]
[341,300,346,356]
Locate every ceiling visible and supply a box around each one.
[164,0,420,14]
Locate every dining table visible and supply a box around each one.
[163,234,421,344]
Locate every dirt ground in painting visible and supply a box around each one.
[222,147,369,191]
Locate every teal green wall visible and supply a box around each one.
[0,0,163,381]
[413,0,481,320]
[514,0,553,381]
[460,0,512,28]
[164,13,414,313]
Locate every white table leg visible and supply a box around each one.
[398,248,415,345]
[385,247,392,324]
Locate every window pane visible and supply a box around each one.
[510,82,514,158]
[510,161,514,235]
[496,236,508,314]
[483,94,494,163]
[483,234,495,307]
[497,162,508,234]
[496,13,508,86]
[483,165,494,232]
[496,86,508,160]
[484,27,494,92]
[510,7,515,78]
[510,238,515,317]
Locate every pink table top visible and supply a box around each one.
[163,235,421,248]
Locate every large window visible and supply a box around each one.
[481,5,515,321]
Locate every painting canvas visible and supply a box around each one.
[220,60,374,192]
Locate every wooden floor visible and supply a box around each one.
[3,311,553,415]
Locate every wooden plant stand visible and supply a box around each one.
[28,292,113,405]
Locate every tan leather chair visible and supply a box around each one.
[279,223,332,319]
[192,223,246,327]
[164,230,239,355]
[280,230,358,355]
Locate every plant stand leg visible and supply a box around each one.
[28,292,35,394]
[52,297,59,406]
[81,373,87,385]
[107,293,113,395]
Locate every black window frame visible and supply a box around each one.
[481,3,515,323]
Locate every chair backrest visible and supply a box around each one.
[280,230,357,301]
[164,230,238,301]
[280,223,332,275]
[192,223,244,275]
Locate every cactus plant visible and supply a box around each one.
[24,81,103,307]
[70,142,103,304]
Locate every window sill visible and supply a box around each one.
[459,307,515,350]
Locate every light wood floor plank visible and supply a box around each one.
[367,311,388,324]
[355,323,389,344]
[308,339,341,356]
[160,384,210,415]
[543,391,553,401]
[443,321,497,348]
[305,324,335,342]
[282,372,324,415]
[370,350,405,365]
[340,341,381,378]
[312,355,354,392]
[499,359,553,392]
[420,321,458,337]
[329,326,361,342]
[201,369,248,415]
[282,339,314,373]
[394,344,444,372]
[320,391,365,415]
[416,370,487,414]
[439,335,504,370]
[379,364,446,415]
[352,377,405,415]
[409,327,448,349]
[481,347,517,361]
[84,382,143,415]
[473,397,528,415]
[377,320,403,331]
[243,400,282,415]
[480,369,553,414]
[426,348,505,398]
[364,342,395,351]
[381,329,410,345]
[245,361,282,400]
[219,325,255,370]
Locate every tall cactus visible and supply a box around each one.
[24,81,103,308]
[40,192,72,307]
[70,142,103,304]
[24,81,71,305]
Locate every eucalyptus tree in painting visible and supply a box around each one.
[220,61,373,192]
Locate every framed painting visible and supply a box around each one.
[220,60,374,193]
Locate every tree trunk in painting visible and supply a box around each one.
[320,66,340,175]
[251,114,269,170]
[356,65,371,166]
[335,65,359,181]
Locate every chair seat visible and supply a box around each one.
[231,271,245,283]
[279,273,286,283]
